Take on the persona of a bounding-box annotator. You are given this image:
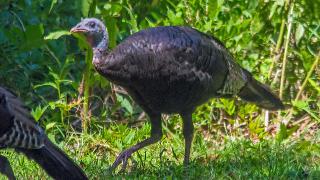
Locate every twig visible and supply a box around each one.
[45,45,61,65]
[268,20,285,80]
[279,2,294,99]
[294,54,319,102]
[264,110,269,131]
[82,49,93,134]
[285,54,320,122]
[9,10,25,31]
[267,0,291,82]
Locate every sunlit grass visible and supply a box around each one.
[1,121,320,179]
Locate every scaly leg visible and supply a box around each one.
[110,112,162,171]
[180,112,194,166]
[0,155,16,180]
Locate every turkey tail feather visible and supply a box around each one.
[238,71,285,110]
[16,138,87,180]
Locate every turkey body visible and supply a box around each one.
[0,87,87,180]
[96,26,245,113]
[71,18,283,171]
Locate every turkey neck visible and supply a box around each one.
[92,30,109,67]
[92,47,108,67]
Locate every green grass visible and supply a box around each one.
[1,123,320,179]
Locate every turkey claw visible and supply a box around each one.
[110,149,133,172]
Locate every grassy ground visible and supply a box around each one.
[1,121,320,179]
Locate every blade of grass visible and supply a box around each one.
[277,1,294,125]
[294,54,319,102]
[82,48,93,134]
[279,2,294,100]
[285,54,320,123]
[267,0,291,82]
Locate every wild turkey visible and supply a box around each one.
[0,87,88,180]
[71,18,284,171]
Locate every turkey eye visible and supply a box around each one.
[0,94,5,104]
[89,22,95,28]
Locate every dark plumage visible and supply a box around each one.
[71,18,284,171]
[0,87,88,180]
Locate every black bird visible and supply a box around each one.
[71,18,284,171]
[0,87,88,180]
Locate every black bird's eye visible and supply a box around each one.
[0,94,7,106]
[89,22,95,28]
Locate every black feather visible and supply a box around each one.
[0,87,88,179]
[94,25,284,112]
[16,138,87,180]
[237,70,284,110]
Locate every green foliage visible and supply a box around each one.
[30,104,48,122]
[44,30,70,40]
[0,0,319,178]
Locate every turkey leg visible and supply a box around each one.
[181,112,194,165]
[110,113,162,171]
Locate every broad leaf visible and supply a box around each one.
[45,30,70,40]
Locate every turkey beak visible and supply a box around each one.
[70,26,88,33]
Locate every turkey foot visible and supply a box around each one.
[110,149,134,172]
[109,113,162,172]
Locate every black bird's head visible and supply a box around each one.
[0,93,13,132]
[70,18,108,49]
[0,94,10,117]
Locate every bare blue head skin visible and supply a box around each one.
[70,18,109,64]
